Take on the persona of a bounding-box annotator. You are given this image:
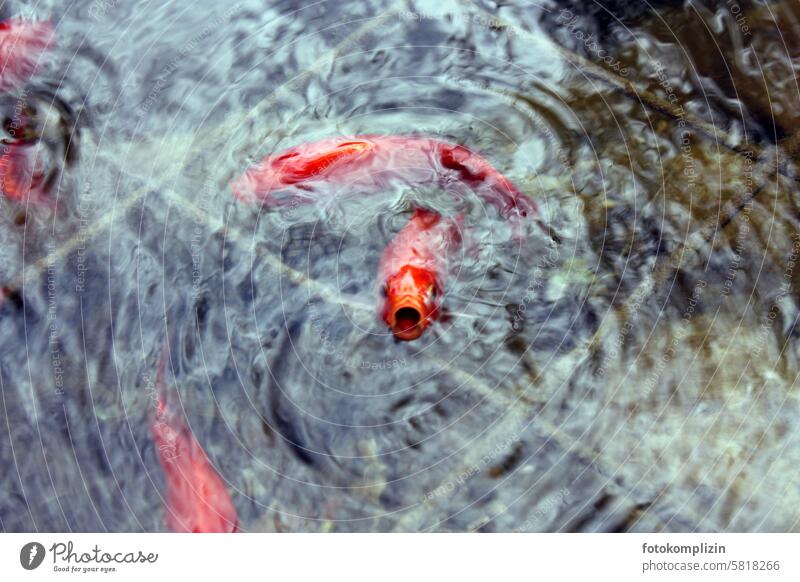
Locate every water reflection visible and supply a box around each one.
[0,0,798,532]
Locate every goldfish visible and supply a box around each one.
[0,19,54,94]
[232,134,538,340]
[378,207,461,340]
[0,18,55,202]
[230,134,537,234]
[150,350,239,533]
[0,139,47,201]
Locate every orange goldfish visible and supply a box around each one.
[150,351,239,533]
[378,207,461,340]
[232,135,538,340]
[0,18,55,202]
[0,19,54,94]
[0,140,46,201]
[230,134,537,235]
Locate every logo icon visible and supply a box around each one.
[20,542,45,570]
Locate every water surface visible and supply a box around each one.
[1,0,799,532]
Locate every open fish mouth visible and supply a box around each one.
[388,297,429,341]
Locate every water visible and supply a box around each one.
[1,0,799,532]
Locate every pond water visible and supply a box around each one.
[1,0,799,532]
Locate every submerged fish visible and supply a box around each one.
[0,140,47,202]
[0,18,55,203]
[0,19,54,94]
[150,351,239,533]
[230,134,537,233]
[233,134,537,340]
[378,207,461,340]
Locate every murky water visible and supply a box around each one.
[1,0,799,532]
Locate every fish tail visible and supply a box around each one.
[150,343,239,533]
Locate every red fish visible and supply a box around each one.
[378,207,461,340]
[232,135,538,340]
[0,18,55,202]
[230,135,536,234]
[0,140,46,202]
[150,351,239,533]
[0,19,54,94]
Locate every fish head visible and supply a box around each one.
[380,265,442,341]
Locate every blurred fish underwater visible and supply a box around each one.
[1,0,800,532]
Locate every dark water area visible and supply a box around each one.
[1,0,799,532]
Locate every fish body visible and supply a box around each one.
[150,354,238,533]
[232,134,537,340]
[0,18,55,202]
[230,135,536,232]
[0,19,54,94]
[378,207,460,340]
[0,140,46,201]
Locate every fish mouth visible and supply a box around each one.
[388,299,428,341]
